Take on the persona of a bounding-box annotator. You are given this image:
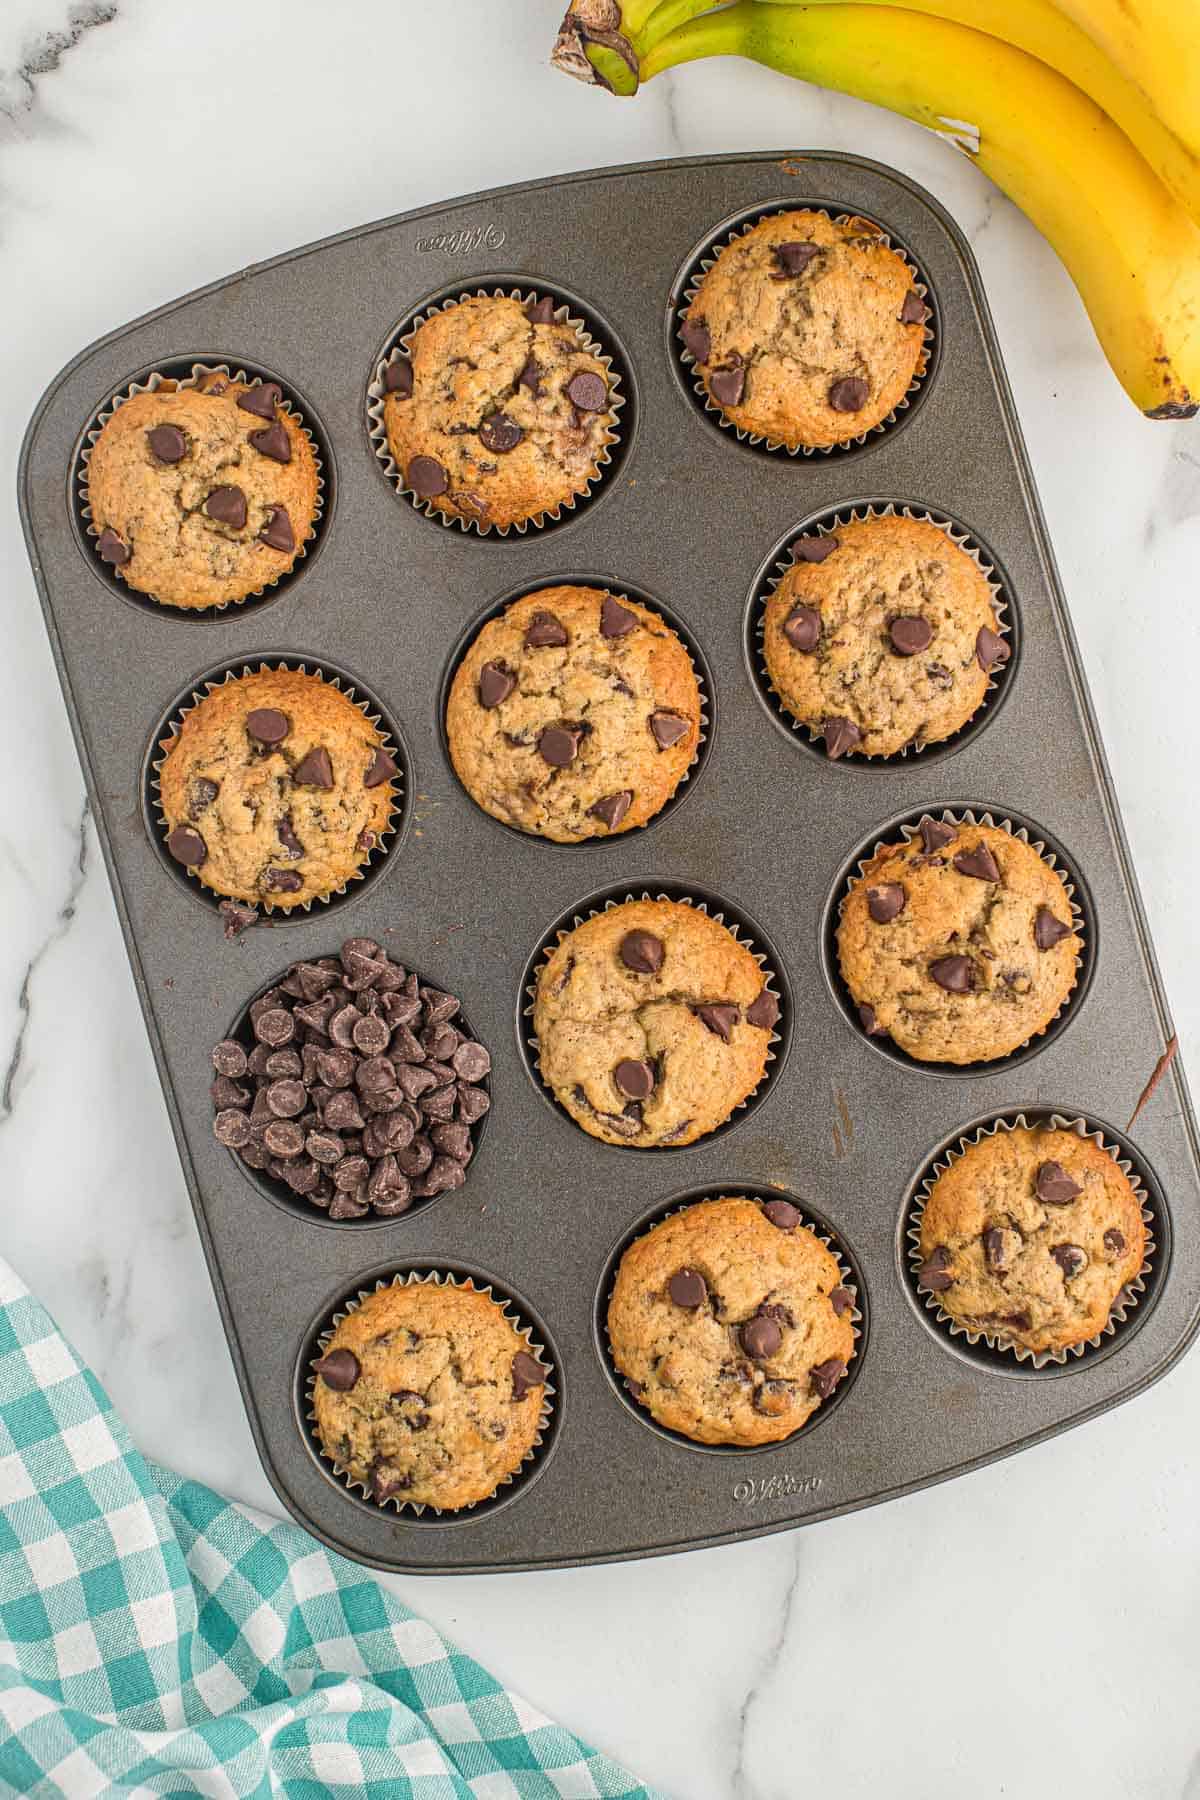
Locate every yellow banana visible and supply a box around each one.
[1045,0,1200,170]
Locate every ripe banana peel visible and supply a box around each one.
[552,0,1200,416]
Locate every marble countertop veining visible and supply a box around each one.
[3,4,1199,1796]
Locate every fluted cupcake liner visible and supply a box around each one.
[601,1188,863,1454]
[150,659,402,916]
[906,1113,1156,1368]
[837,808,1088,1065]
[523,888,785,1145]
[367,287,625,535]
[752,504,1011,763]
[78,362,325,614]
[677,208,934,456]
[303,1269,555,1516]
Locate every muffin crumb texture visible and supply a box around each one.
[312,1281,547,1511]
[608,1197,855,1445]
[917,1126,1146,1354]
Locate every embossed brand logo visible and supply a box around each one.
[415,224,506,255]
[733,1473,823,1508]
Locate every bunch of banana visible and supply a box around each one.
[551,0,1200,417]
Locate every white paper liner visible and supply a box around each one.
[604,1191,862,1448]
[77,363,325,612]
[906,1113,1156,1368]
[445,586,711,841]
[304,1270,555,1515]
[151,660,402,916]
[837,808,1087,1062]
[524,889,784,1144]
[753,504,1010,761]
[367,288,625,534]
[677,208,934,455]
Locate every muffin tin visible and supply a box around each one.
[19,152,1200,1573]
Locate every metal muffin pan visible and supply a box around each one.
[19,152,1200,1574]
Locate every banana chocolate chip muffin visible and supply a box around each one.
[763,515,1006,759]
[86,372,319,608]
[311,1280,548,1510]
[916,1126,1146,1355]
[382,294,617,530]
[446,585,701,840]
[532,898,779,1148]
[681,210,927,449]
[158,668,398,910]
[608,1197,855,1445]
[837,818,1080,1064]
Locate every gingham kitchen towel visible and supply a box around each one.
[0,1260,659,1799]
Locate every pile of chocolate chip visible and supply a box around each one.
[210,938,490,1218]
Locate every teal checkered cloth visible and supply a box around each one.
[0,1260,659,1798]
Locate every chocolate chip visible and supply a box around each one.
[1035,907,1072,950]
[983,1225,1019,1272]
[517,356,541,394]
[212,1039,248,1078]
[313,1348,360,1392]
[96,528,131,566]
[810,1358,846,1400]
[920,817,956,853]
[383,357,413,396]
[479,412,523,453]
[930,955,976,993]
[237,382,282,418]
[858,1002,886,1036]
[407,455,448,498]
[740,1315,783,1360]
[976,626,1010,672]
[166,826,206,867]
[649,711,689,749]
[899,290,928,325]
[538,725,580,767]
[277,814,303,859]
[828,375,869,412]
[352,1014,390,1056]
[1051,1243,1088,1278]
[1036,1160,1082,1206]
[791,534,839,563]
[525,295,556,324]
[695,1003,738,1042]
[293,746,333,788]
[213,1108,251,1148]
[258,505,294,552]
[823,717,862,759]
[147,423,187,463]
[266,1078,306,1118]
[246,708,289,746]
[451,1040,490,1082]
[1104,1228,1126,1257]
[512,1350,546,1400]
[668,1268,707,1308]
[953,843,1001,882]
[867,883,905,923]
[204,485,247,528]
[600,594,637,637]
[566,370,607,411]
[830,1286,853,1316]
[591,791,632,830]
[264,1119,304,1158]
[889,615,933,656]
[773,240,820,276]
[620,930,663,974]
[680,316,710,363]
[479,662,516,708]
[783,605,820,652]
[249,421,291,463]
[762,1199,800,1231]
[263,868,303,894]
[917,1245,954,1291]
[364,747,397,788]
[219,899,258,938]
[525,611,568,648]
[614,1058,654,1100]
[746,989,779,1031]
[708,362,746,407]
[253,1009,295,1050]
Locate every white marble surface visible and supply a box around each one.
[2,4,1200,1795]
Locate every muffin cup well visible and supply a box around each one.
[438,576,713,847]
[673,205,935,457]
[520,881,788,1148]
[76,360,328,617]
[301,1269,557,1518]
[826,806,1092,1077]
[904,1112,1159,1371]
[596,1186,865,1454]
[747,503,1015,766]
[147,657,406,919]
[367,284,627,535]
